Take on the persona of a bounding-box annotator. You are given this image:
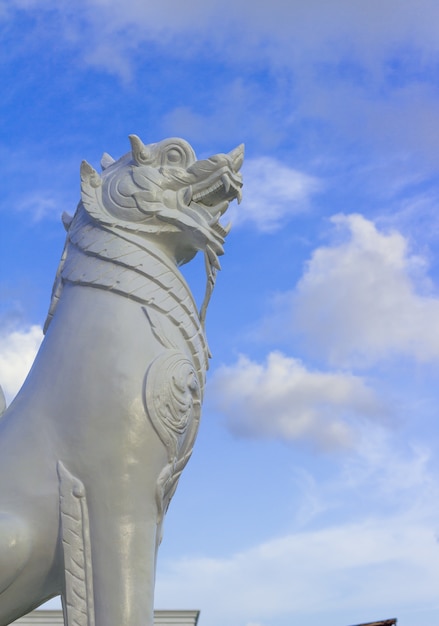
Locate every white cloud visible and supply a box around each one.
[0,325,43,404]
[271,213,439,366]
[227,157,321,233]
[209,351,384,449]
[293,430,436,529]
[156,512,438,626]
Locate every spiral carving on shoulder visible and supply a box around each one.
[143,350,201,462]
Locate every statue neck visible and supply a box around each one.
[44,208,202,334]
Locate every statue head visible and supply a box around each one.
[78,135,244,266]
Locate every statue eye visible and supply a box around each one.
[166,148,184,164]
[159,140,196,167]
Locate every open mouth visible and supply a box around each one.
[192,171,243,208]
[185,168,243,242]
[171,143,244,252]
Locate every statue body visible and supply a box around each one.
[0,136,243,626]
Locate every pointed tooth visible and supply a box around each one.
[213,200,225,215]
[184,186,192,204]
[221,174,231,193]
[223,221,232,235]
[236,188,243,204]
[206,245,221,270]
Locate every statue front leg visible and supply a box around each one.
[59,461,161,626]
[88,513,159,626]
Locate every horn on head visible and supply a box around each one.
[129,135,152,165]
[228,144,245,171]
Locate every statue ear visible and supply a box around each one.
[129,135,152,165]
[101,153,115,170]
[80,160,102,189]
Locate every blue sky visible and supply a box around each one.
[1,1,439,625]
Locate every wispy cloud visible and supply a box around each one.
[0,324,43,403]
[0,141,80,222]
[16,192,65,222]
[5,0,439,175]
[157,514,438,620]
[208,351,385,449]
[6,0,439,71]
[156,434,439,624]
[162,76,293,151]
